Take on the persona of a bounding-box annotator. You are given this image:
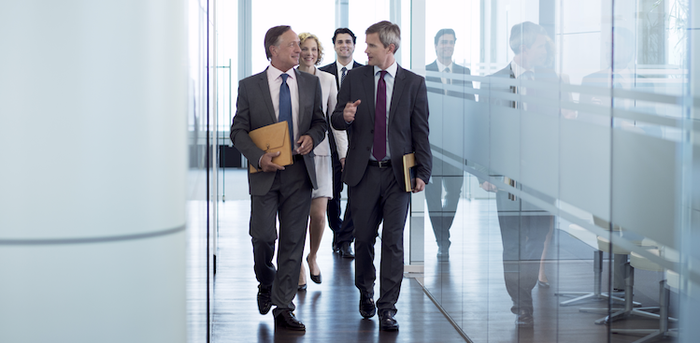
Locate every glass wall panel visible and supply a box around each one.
[419,0,695,341]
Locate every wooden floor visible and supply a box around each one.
[209,169,677,343]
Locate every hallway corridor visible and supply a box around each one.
[210,170,467,343]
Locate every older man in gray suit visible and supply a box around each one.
[230,25,327,331]
[331,21,431,331]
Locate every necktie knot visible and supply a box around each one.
[379,70,387,79]
[281,73,289,83]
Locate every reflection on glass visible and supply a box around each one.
[425,28,475,261]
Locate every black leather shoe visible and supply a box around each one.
[274,310,305,331]
[339,242,355,259]
[378,311,399,331]
[297,284,307,291]
[515,309,534,327]
[257,284,272,315]
[359,292,376,318]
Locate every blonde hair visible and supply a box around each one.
[298,32,324,66]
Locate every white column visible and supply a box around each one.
[0,1,188,342]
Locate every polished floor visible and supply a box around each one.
[209,169,676,343]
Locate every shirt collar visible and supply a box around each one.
[374,61,398,78]
[436,59,453,72]
[336,60,355,71]
[268,64,295,81]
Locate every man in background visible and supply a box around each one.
[320,28,363,258]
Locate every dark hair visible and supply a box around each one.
[434,28,456,46]
[366,21,401,52]
[331,28,357,44]
[509,21,547,54]
[264,25,291,60]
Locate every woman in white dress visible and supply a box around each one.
[296,32,348,290]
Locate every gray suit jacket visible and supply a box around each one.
[330,65,432,188]
[230,68,327,196]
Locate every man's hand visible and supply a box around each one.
[296,135,314,155]
[340,158,346,171]
[480,181,498,193]
[260,151,285,172]
[412,178,426,193]
[343,100,361,123]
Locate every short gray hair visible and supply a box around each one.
[366,21,401,53]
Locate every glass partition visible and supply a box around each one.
[419,0,696,341]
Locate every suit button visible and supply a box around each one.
[366,147,370,151]
[370,129,374,133]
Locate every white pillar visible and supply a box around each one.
[0,1,188,342]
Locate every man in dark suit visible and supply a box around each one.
[319,28,363,258]
[480,21,553,328]
[331,21,431,331]
[424,28,475,260]
[230,25,327,331]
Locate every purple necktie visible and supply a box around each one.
[373,70,387,160]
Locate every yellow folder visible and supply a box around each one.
[402,153,416,192]
[248,121,293,173]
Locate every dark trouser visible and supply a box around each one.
[326,133,354,246]
[425,159,463,250]
[498,213,552,314]
[250,162,312,316]
[350,165,410,314]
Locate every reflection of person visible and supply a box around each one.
[230,25,327,331]
[425,28,475,100]
[425,28,475,260]
[481,21,553,328]
[330,21,431,331]
[319,28,363,258]
[295,32,348,290]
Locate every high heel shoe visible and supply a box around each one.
[307,256,322,284]
[537,279,550,288]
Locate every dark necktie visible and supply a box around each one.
[279,74,294,148]
[443,67,451,94]
[340,66,347,87]
[373,70,387,161]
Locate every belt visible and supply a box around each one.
[368,160,392,168]
[293,154,304,162]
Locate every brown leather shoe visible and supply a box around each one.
[274,310,305,331]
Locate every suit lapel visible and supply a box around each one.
[389,66,406,126]
[256,68,277,123]
[363,66,376,124]
[294,69,309,131]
